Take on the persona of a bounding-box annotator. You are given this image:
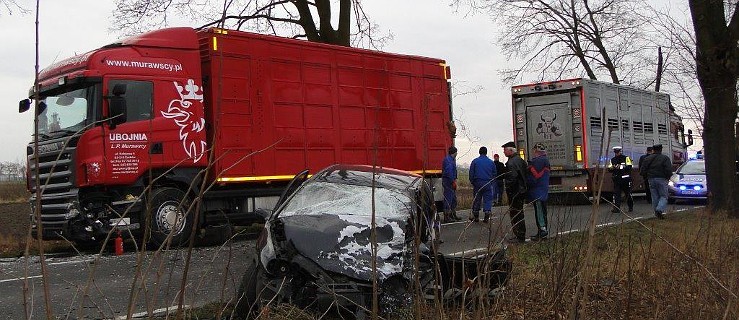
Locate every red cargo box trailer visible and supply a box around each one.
[21,27,454,246]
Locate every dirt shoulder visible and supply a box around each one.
[0,202,30,238]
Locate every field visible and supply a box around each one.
[0,183,72,257]
[0,182,28,204]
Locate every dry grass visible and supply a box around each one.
[0,182,27,204]
[490,209,739,319]
[191,208,738,319]
[0,233,71,258]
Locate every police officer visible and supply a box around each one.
[502,141,528,242]
[609,146,634,213]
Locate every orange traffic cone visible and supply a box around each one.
[115,231,124,256]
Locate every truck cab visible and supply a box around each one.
[21,28,207,244]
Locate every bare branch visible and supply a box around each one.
[113,0,388,48]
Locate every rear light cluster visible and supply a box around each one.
[575,145,583,162]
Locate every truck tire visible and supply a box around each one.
[234,262,259,319]
[148,187,194,247]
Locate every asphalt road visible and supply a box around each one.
[0,240,253,319]
[0,197,703,319]
[436,196,704,256]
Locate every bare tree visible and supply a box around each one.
[457,0,654,85]
[112,0,390,48]
[0,0,26,15]
[649,4,707,136]
[688,0,739,216]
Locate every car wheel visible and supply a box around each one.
[148,187,194,247]
[234,262,260,319]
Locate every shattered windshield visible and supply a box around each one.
[279,181,414,219]
[37,86,91,136]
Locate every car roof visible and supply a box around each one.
[313,164,422,191]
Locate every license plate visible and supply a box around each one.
[680,190,699,195]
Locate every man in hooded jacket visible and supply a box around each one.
[640,144,672,219]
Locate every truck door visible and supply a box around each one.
[526,102,574,168]
[103,79,155,185]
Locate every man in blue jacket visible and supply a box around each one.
[527,143,551,240]
[469,146,496,222]
[442,146,461,222]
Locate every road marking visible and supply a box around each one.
[114,305,190,319]
[446,247,492,257]
[48,259,94,266]
[0,275,42,283]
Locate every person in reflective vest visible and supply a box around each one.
[609,146,634,213]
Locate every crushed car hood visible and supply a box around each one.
[280,214,409,282]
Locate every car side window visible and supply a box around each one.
[108,80,153,122]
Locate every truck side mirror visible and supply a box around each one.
[19,99,30,113]
[18,99,47,115]
[107,84,127,129]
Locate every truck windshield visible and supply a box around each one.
[37,86,91,136]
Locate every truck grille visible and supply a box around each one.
[27,137,79,238]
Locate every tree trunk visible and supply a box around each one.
[701,79,738,215]
[689,0,739,216]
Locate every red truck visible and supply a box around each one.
[19,27,453,246]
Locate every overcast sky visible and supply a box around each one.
[0,0,697,166]
[0,1,513,166]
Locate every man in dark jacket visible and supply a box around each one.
[641,144,672,219]
[442,146,461,222]
[469,146,496,222]
[493,154,506,205]
[638,146,654,203]
[609,146,634,213]
[502,141,528,242]
[527,143,550,241]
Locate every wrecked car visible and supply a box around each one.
[234,164,511,318]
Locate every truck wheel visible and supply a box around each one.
[234,262,260,319]
[148,187,194,247]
